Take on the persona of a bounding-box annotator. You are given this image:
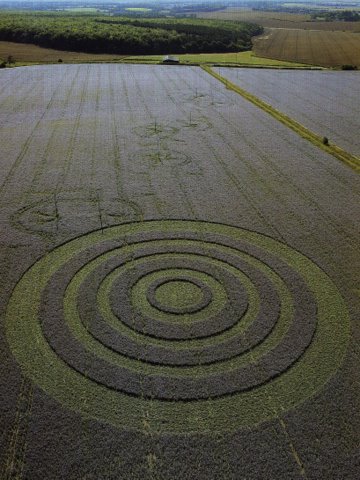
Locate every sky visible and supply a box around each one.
[1,0,360,5]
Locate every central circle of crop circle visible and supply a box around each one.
[128,266,233,335]
[155,279,204,309]
[5,220,349,434]
[148,276,212,314]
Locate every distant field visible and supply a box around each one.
[282,2,360,10]
[0,41,126,63]
[218,68,360,156]
[198,7,360,31]
[125,7,152,12]
[198,8,311,25]
[0,42,310,67]
[197,7,360,70]
[64,8,100,13]
[253,29,360,67]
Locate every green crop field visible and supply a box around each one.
[125,8,152,12]
[0,64,359,479]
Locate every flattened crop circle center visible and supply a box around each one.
[132,266,228,325]
[154,279,205,310]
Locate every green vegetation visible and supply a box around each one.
[0,53,15,67]
[124,50,310,67]
[312,10,360,21]
[341,64,358,70]
[125,8,152,13]
[154,280,204,309]
[0,12,262,55]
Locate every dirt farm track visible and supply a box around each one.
[0,64,359,479]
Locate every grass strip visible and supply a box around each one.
[122,51,310,68]
[202,65,360,173]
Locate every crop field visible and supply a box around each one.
[0,41,126,63]
[217,68,360,156]
[0,64,359,479]
[253,28,360,67]
[198,8,360,31]
[197,7,360,68]
[0,41,308,67]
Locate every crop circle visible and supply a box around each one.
[148,276,212,313]
[5,220,349,433]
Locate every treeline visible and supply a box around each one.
[311,10,360,22]
[0,12,263,54]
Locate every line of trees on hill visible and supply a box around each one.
[0,13,263,54]
[312,10,360,22]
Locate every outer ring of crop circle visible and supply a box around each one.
[5,220,350,434]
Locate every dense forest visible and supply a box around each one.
[0,12,262,54]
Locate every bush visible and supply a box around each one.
[0,60,6,68]
[341,64,358,70]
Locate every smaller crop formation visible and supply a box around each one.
[0,12,262,54]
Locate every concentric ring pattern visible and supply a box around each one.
[5,220,349,433]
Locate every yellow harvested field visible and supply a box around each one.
[198,8,360,31]
[253,29,360,67]
[0,41,126,63]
